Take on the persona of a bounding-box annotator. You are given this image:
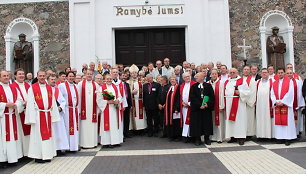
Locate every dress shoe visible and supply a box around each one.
[194,139,202,146]
[35,159,45,163]
[183,137,189,143]
[205,139,211,145]
[217,141,222,144]
[0,162,7,168]
[44,160,51,163]
[238,139,245,146]
[285,140,290,146]
[227,138,236,143]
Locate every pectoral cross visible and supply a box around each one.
[238,39,252,65]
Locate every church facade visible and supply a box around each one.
[0,0,305,77]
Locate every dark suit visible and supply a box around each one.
[254,74,261,81]
[143,82,160,135]
[206,69,212,81]
[123,82,132,137]
[157,84,171,132]
[175,75,184,84]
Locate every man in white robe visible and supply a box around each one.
[48,74,69,154]
[242,66,257,139]
[286,69,305,136]
[256,68,274,139]
[58,72,79,151]
[25,70,60,163]
[11,68,31,157]
[219,65,229,83]
[271,68,295,146]
[268,65,278,80]
[224,68,250,145]
[78,70,100,148]
[128,65,147,134]
[0,70,24,167]
[208,69,225,143]
[180,72,196,142]
[97,74,123,147]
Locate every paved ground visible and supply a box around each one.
[2,136,306,174]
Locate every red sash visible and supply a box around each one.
[0,84,18,141]
[180,81,196,127]
[54,87,59,100]
[11,82,31,136]
[273,76,290,126]
[292,78,298,121]
[118,82,124,120]
[65,81,79,135]
[101,83,119,131]
[224,78,243,122]
[293,73,300,80]
[257,79,273,118]
[81,80,98,122]
[32,83,53,141]
[164,84,179,126]
[132,79,144,119]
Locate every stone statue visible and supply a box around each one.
[266,26,286,69]
[14,33,33,74]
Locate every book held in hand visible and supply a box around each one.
[202,96,209,106]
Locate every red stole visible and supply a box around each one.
[81,80,97,122]
[213,80,221,126]
[273,76,290,126]
[132,79,144,119]
[101,83,119,131]
[293,73,300,80]
[165,84,179,126]
[11,82,31,136]
[0,84,18,141]
[180,81,196,127]
[118,82,124,120]
[224,78,243,122]
[65,81,79,135]
[54,87,59,100]
[257,79,273,118]
[32,83,53,141]
[292,78,298,121]
[245,76,252,86]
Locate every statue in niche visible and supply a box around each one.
[13,33,33,74]
[266,26,286,69]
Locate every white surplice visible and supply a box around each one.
[224,76,250,139]
[292,79,305,134]
[0,82,24,163]
[128,79,147,130]
[14,81,30,156]
[58,82,79,151]
[52,86,69,151]
[78,80,100,148]
[25,83,60,160]
[181,82,191,137]
[271,79,296,140]
[243,76,257,136]
[256,79,274,138]
[210,79,225,142]
[97,84,123,145]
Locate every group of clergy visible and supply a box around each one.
[0,60,305,167]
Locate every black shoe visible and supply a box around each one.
[109,145,114,148]
[0,162,7,168]
[238,139,245,146]
[44,160,51,163]
[35,159,45,163]
[227,138,236,143]
[183,137,189,143]
[57,150,66,156]
[285,140,290,146]
[205,139,211,145]
[7,162,17,167]
[246,136,252,141]
[217,141,222,144]
[194,139,202,146]
[102,145,110,148]
[124,134,132,138]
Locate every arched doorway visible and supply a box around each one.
[4,17,40,74]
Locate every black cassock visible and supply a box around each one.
[189,82,215,137]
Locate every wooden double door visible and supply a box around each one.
[115,28,186,67]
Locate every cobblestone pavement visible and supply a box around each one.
[2,136,306,174]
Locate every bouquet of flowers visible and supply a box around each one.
[96,89,118,108]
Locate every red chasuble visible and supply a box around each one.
[180,81,196,127]
[164,84,180,126]
[11,81,31,136]
[273,76,290,126]
[224,78,243,122]
[101,83,119,131]
[32,83,53,141]
[257,79,273,118]
[80,80,98,122]
[0,84,18,141]
[65,81,79,135]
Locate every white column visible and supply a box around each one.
[32,34,40,74]
[4,34,14,71]
[259,26,267,68]
[287,26,295,71]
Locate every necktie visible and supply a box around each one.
[148,83,152,93]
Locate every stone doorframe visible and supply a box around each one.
[4,17,40,74]
[259,10,294,70]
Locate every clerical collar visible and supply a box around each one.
[114,79,118,83]
[262,78,268,82]
[165,65,169,69]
